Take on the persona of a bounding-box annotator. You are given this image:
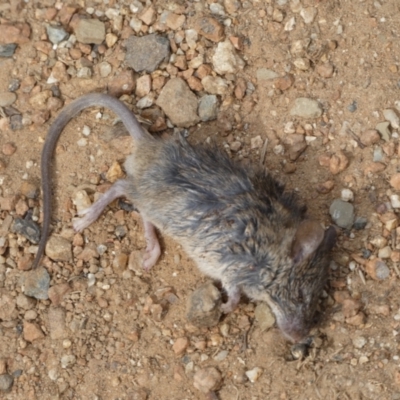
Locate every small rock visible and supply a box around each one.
[74,18,105,44]
[156,78,199,127]
[186,282,222,328]
[346,312,366,326]
[290,98,322,119]
[198,95,218,122]
[61,355,76,369]
[99,61,112,77]
[194,16,224,42]
[135,75,152,98]
[125,34,170,73]
[329,199,354,229]
[375,121,391,141]
[16,293,36,310]
[21,267,50,300]
[172,337,189,355]
[23,321,45,342]
[294,58,310,71]
[251,136,263,149]
[12,217,41,244]
[246,367,263,383]
[353,336,367,349]
[113,253,128,274]
[341,188,354,202]
[212,40,245,75]
[342,298,361,318]
[360,129,380,146]
[316,180,335,194]
[224,0,240,14]
[46,235,72,262]
[390,173,400,190]
[365,259,390,280]
[300,7,317,23]
[390,195,400,209]
[329,152,349,175]
[48,283,71,306]
[106,161,124,183]
[378,246,391,259]
[257,68,279,80]
[383,109,400,129]
[201,76,229,95]
[193,367,222,394]
[274,74,294,90]
[0,92,16,107]
[0,44,17,57]
[254,303,275,331]
[166,12,186,30]
[139,6,157,26]
[0,374,13,392]
[2,142,16,155]
[316,63,334,78]
[108,70,135,97]
[29,90,52,110]
[354,217,368,230]
[72,190,92,214]
[234,77,246,99]
[48,307,67,339]
[46,25,68,44]
[0,23,30,44]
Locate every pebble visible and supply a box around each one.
[373,147,383,162]
[12,218,40,244]
[45,235,72,262]
[365,259,390,280]
[0,23,31,44]
[2,142,17,155]
[21,267,50,300]
[254,303,275,331]
[46,25,68,44]
[74,18,105,44]
[354,217,368,230]
[193,367,222,394]
[300,7,317,24]
[23,321,45,342]
[378,246,391,259]
[390,195,400,209]
[341,188,354,202]
[0,92,16,107]
[194,16,224,42]
[245,367,263,383]
[172,337,189,355]
[329,199,355,229]
[290,98,322,119]
[166,12,186,30]
[125,34,170,73]
[72,190,91,214]
[156,78,200,127]
[390,173,400,190]
[0,44,17,57]
[135,75,152,97]
[198,95,218,121]
[16,293,36,310]
[347,101,357,113]
[212,40,244,75]
[383,109,400,129]
[99,61,112,77]
[29,90,52,110]
[316,63,334,78]
[224,0,240,14]
[360,129,380,146]
[201,76,229,95]
[353,336,367,349]
[256,68,278,80]
[61,355,76,369]
[108,70,135,97]
[329,152,349,175]
[0,374,13,392]
[186,282,222,328]
[48,307,67,339]
[375,121,391,141]
[24,310,37,320]
[294,58,310,71]
[274,74,295,91]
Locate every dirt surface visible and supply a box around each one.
[1,0,400,399]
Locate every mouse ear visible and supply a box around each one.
[291,220,325,266]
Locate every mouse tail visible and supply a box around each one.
[31,93,149,269]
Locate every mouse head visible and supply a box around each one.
[266,221,337,343]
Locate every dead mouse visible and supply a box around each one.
[31,93,336,343]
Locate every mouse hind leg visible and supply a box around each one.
[220,280,241,313]
[73,179,133,232]
[142,220,161,271]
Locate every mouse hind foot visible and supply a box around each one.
[220,284,241,313]
[73,179,132,232]
[142,220,161,271]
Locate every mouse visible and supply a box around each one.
[31,92,336,343]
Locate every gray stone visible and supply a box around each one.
[376,121,391,142]
[46,25,69,44]
[373,147,383,162]
[125,34,170,73]
[289,98,322,119]
[0,92,16,107]
[21,267,50,300]
[254,303,275,332]
[354,216,368,230]
[198,95,218,121]
[256,68,279,80]
[12,218,40,244]
[156,78,200,127]
[74,19,105,45]
[329,199,355,229]
[212,40,244,75]
[0,374,13,392]
[186,282,222,328]
[0,44,17,57]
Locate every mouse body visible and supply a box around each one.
[32,93,336,343]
